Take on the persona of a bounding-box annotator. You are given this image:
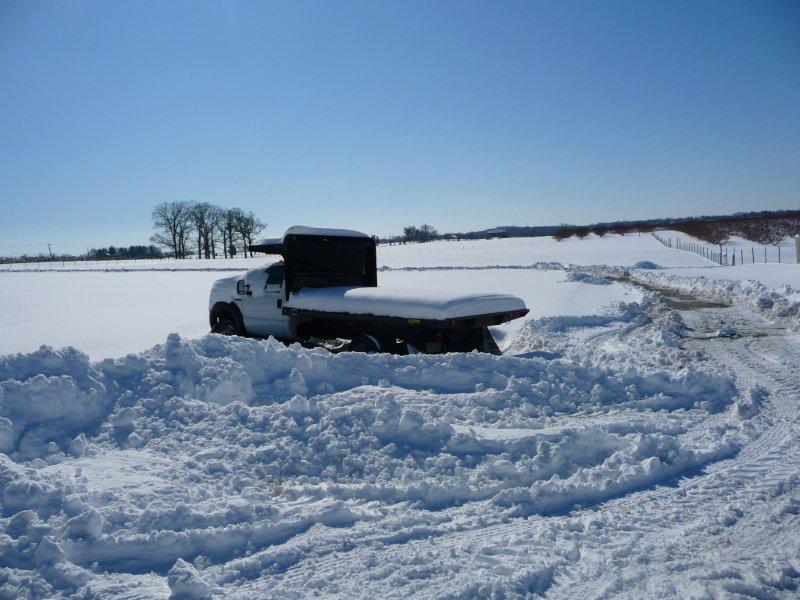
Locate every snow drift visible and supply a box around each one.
[0,316,742,597]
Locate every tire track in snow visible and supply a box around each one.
[548,307,800,598]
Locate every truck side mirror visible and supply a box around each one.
[236,280,248,295]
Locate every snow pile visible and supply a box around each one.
[0,347,113,460]
[623,267,800,329]
[565,271,611,285]
[632,260,661,270]
[493,430,739,516]
[0,326,742,597]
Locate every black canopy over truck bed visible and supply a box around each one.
[249,227,377,299]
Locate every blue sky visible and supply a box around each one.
[0,1,798,252]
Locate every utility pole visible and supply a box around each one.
[47,243,54,260]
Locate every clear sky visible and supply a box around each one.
[1,1,798,253]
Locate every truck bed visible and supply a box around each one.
[284,286,527,321]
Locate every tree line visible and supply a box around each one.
[151,201,266,259]
[551,209,800,245]
[669,214,800,246]
[0,244,165,264]
[89,245,164,260]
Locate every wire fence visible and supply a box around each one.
[652,232,798,266]
[0,254,268,271]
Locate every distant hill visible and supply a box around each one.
[440,209,800,242]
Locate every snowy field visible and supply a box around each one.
[0,232,714,272]
[1,233,800,599]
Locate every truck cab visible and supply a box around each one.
[237,262,292,339]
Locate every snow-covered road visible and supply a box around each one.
[1,234,799,598]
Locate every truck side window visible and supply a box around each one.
[266,264,285,286]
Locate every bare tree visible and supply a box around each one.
[224,208,241,257]
[403,226,419,242]
[152,201,268,259]
[403,225,438,242]
[188,201,218,259]
[212,207,240,258]
[207,206,224,259]
[151,201,193,258]
[418,224,438,242]
[235,210,266,257]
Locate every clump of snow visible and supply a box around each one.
[565,271,611,285]
[62,509,104,541]
[632,260,661,269]
[736,385,767,419]
[0,347,112,460]
[167,558,213,599]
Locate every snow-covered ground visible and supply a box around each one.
[2,233,800,599]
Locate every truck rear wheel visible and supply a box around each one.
[479,327,501,354]
[349,334,382,353]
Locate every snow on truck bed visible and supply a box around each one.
[285,286,527,320]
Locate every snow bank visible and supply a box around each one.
[0,346,112,460]
[622,267,800,329]
[0,321,742,596]
[565,271,611,285]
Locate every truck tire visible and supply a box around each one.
[210,303,245,336]
[211,318,239,336]
[480,327,501,355]
[349,334,382,354]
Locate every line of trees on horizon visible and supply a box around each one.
[0,244,166,264]
[402,224,439,243]
[551,209,800,245]
[150,201,266,259]
[89,245,165,260]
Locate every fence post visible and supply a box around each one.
[796,235,800,264]
[740,249,743,265]
[765,247,767,263]
[752,247,755,264]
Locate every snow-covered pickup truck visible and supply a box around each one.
[209,227,528,354]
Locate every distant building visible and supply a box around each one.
[485,227,509,239]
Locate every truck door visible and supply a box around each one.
[241,264,287,338]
